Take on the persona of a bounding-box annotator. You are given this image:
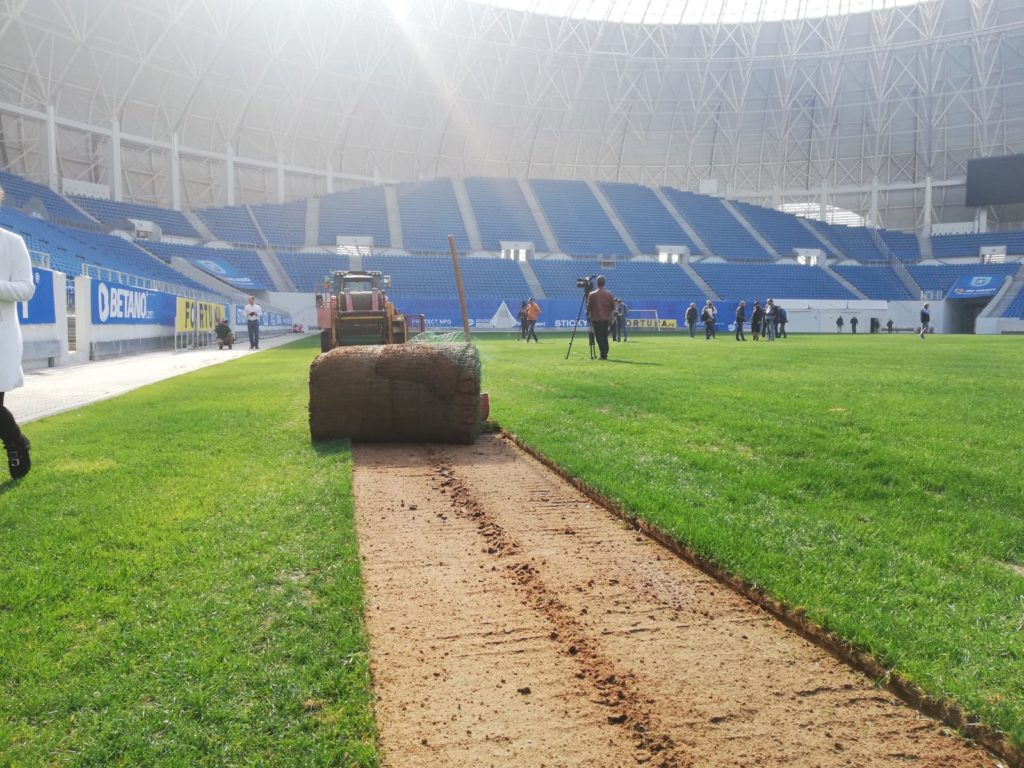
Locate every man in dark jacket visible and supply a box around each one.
[586,276,616,360]
[751,301,765,341]
[701,300,716,340]
[776,304,788,338]
[734,301,746,341]
[685,302,698,338]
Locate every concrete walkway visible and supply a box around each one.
[8,332,308,425]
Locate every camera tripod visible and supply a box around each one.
[565,289,596,360]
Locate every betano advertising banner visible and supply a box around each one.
[90,279,176,326]
[20,267,56,325]
[176,297,228,332]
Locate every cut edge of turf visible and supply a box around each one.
[495,425,1024,768]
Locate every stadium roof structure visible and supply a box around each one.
[0,0,1023,230]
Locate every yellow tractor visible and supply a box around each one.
[316,270,421,352]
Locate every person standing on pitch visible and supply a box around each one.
[750,301,765,341]
[850,316,859,334]
[244,296,262,349]
[701,299,716,339]
[734,301,746,341]
[919,303,930,339]
[586,276,615,360]
[0,184,36,479]
[525,298,541,342]
[835,315,844,333]
[615,298,629,342]
[776,303,788,338]
[685,302,698,338]
[765,299,777,341]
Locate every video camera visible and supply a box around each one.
[576,275,596,292]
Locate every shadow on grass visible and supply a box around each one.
[0,477,24,495]
[311,438,351,456]
[603,359,662,366]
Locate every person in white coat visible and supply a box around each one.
[0,185,36,479]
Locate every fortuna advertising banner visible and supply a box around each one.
[90,279,176,325]
[627,318,678,329]
[176,297,228,332]
[20,267,56,325]
[947,275,1004,299]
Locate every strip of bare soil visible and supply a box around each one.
[352,435,997,768]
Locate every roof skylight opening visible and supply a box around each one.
[469,0,926,25]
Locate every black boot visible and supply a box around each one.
[6,436,31,479]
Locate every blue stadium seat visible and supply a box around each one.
[198,205,262,245]
[73,196,199,238]
[598,182,700,255]
[908,263,1019,294]
[694,263,854,300]
[249,200,307,248]
[0,170,95,227]
[465,177,545,251]
[1001,282,1024,318]
[660,188,772,261]
[932,232,1024,258]
[730,200,822,256]
[808,220,887,261]
[143,241,279,290]
[0,206,89,276]
[396,180,469,253]
[878,229,920,261]
[276,252,351,293]
[832,265,914,300]
[318,186,391,247]
[67,229,209,292]
[531,180,629,257]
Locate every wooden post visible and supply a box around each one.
[448,234,472,341]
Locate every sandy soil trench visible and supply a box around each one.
[353,435,995,768]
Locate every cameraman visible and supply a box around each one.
[586,276,615,360]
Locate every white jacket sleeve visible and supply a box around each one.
[0,232,36,303]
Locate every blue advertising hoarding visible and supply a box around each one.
[393,297,744,332]
[20,267,56,325]
[234,306,291,327]
[90,279,176,326]
[947,274,1004,299]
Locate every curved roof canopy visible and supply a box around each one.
[469,0,927,24]
[0,0,1022,227]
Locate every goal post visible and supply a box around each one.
[624,309,662,332]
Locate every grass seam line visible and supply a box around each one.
[496,426,1023,768]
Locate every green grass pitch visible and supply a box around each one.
[1,332,1022,764]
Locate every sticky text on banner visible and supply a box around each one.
[176,298,227,332]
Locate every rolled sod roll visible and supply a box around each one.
[309,343,481,443]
